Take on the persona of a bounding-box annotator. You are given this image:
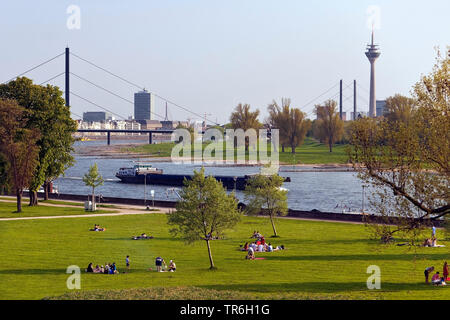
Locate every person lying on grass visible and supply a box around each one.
[90,224,106,232]
[132,233,154,240]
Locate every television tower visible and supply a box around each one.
[365,28,381,117]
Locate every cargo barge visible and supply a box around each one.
[115,163,290,190]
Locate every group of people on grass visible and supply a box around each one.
[424,262,449,286]
[151,256,176,272]
[243,231,285,260]
[86,262,119,274]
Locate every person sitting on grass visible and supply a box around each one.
[168,260,176,272]
[431,272,445,285]
[90,224,106,232]
[258,243,264,252]
[267,243,273,252]
[246,248,255,260]
[86,263,94,273]
[93,265,102,273]
[423,238,433,247]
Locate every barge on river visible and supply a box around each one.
[115,163,290,190]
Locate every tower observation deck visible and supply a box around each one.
[365,30,381,117]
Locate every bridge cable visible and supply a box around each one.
[70,51,220,125]
[70,72,166,120]
[2,52,65,84]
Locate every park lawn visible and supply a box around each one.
[124,137,349,165]
[0,201,118,218]
[0,203,448,300]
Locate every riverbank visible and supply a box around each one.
[73,137,353,169]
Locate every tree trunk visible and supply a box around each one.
[269,213,278,237]
[329,142,333,153]
[205,239,215,269]
[281,145,285,153]
[44,181,49,201]
[92,187,96,211]
[16,189,22,213]
[29,191,38,206]
[291,145,296,154]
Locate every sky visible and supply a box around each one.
[0,0,449,124]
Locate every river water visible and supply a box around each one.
[55,141,371,213]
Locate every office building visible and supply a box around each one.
[134,89,155,121]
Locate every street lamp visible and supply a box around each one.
[150,189,155,209]
[362,185,368,213]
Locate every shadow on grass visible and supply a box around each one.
[201,281,447,294]
[264,253,450,262]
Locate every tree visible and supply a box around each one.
[347,51,449,243]
[384,94,416,124]
[0,154,9,195]
[230,103,262,151]
[313,100,344,152]
[268,98,310,154]
[168,168,240,269]
[244,174,288,237]
[82,163,104,211]
[0,99,40,212]
[0,77,77,205]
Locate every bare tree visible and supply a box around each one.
[313,100,344,152]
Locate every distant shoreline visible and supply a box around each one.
[73,142,355,171]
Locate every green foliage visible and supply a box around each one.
[82,163,104,190]
[82,163,104,211]
[244,174,288,237]
[0,77,77,203]
[347,51,449,239]
[168,168,240,268]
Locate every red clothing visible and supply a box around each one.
[432,273,440,282]
[444,264,449,278]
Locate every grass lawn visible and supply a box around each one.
[0,203,448,300]
[123,137,349,165]
[0,201,118,218]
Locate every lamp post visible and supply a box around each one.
[362,185,368,213]
[150,189,155,209]
[144,173,147,208]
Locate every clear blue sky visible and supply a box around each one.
[1,0,449,123]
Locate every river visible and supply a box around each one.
[55,141,372,213]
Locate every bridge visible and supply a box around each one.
[77,129,175,145]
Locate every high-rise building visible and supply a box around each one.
[376,100,387,117]
[83,111,112,122]
[134,89,154,120]
[365,30,381,118]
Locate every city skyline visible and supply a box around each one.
[1,1,449,123]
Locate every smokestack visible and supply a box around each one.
[339,79,343,120]
[353,80,357,120]
[65,47,70,107]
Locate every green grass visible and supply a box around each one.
[0,201,118,218]
[123,137,349,165]
[0,202,448,300]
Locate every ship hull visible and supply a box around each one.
[116,173,250,190]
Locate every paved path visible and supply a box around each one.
[0,198,172,221]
